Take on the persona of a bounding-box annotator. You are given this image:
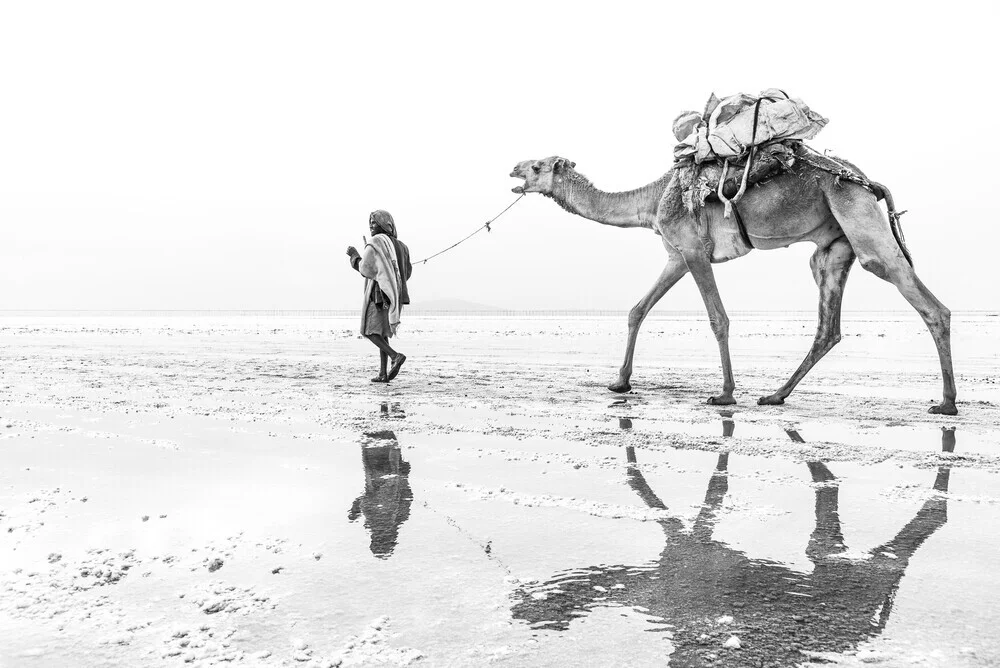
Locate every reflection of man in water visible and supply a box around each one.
[513,423,955,667]
[348,430,413,559]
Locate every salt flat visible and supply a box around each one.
[1,313,998,667]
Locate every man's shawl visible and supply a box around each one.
[359,235,406,336]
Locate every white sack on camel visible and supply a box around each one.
[673,89,828,164]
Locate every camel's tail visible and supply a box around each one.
[870,180,913,267]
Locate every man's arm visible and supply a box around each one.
[346,245,367,273]
[351,246,378,279]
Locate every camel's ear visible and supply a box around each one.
[552,157,576,172]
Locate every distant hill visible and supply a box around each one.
[409,298,498,312]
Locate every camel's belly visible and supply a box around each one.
[704,172,844,258]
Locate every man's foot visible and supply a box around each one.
[387,354,407,381]
[371,374,388,383]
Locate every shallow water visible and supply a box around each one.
[2,314,998,666]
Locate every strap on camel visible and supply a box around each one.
[715,96,775,250]
[717,97,767,219]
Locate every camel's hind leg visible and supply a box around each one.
[759,236,856,405]
[609,246,689,393]
[828,189,957,415]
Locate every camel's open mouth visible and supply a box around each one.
[510,169,525,194]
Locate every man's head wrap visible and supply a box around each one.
[370,210,396,238]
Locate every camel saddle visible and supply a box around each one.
[673,89,829,216]
[675,141,799,215]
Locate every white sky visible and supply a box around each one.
[1,1,996,311]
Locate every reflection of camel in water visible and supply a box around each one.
[512,422,956,667]
[348,429,413,559]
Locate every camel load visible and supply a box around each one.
[672,89,832,216]
[673,89,827,164]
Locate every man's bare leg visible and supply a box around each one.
[366,334,405,381]
[366,335,396,382]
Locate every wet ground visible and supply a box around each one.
[1,314,998,667]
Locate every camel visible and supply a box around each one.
[509,155,957,414]
[511,422,956,665]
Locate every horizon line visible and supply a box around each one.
[1,308,997,316]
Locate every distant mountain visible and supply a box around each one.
[409,298,498,311]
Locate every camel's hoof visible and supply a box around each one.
[929,403,958,416]
[757,395,785,406]
[707,395,736,406]
[608,380,632,394]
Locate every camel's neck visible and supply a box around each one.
[547,170,671,229]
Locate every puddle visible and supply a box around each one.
[3,409,998,667]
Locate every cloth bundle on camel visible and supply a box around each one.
[672,89,828,216]
[673,88,828,164]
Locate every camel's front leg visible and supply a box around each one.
[610,248,689,393]
[682,250,736,405]
[691,417,733,541]
[624,446,686,536]
[805,460,847,561]
[760,237,855,405]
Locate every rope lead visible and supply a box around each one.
[414,194,525,265]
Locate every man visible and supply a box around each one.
[346,210,412,382]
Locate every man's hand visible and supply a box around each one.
[346,246,359,257]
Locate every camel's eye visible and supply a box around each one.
[532,165,541,174]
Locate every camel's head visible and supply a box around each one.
[509,156,576,195]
